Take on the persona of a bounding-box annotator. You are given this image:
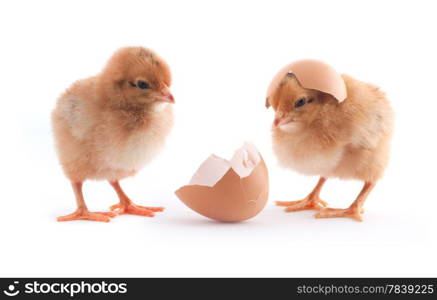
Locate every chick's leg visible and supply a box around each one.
[315,181,374,222]
[276,177,328,212]
[57,182,116,222]
[109,181,164,217]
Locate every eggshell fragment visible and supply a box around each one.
[267,59,347,103]
[175,143,269,222]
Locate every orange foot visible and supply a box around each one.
[276,196,328,212]
[315,206,364,222]
[57,209,116,222]
[110,203,164,217]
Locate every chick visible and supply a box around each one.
[267,71,394,221]
[52,47,174,222]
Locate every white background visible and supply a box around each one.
[0,0,436,277]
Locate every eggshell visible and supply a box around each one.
[175,143,269,222]
[267,59,347,102]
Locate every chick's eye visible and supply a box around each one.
[294,98,306,108]
[137,81,150,89]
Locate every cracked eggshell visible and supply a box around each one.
[267,59,347,104]
[175,143,269,222]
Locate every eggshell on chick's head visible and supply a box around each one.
[175,143,269,223]
[266,59,347,104]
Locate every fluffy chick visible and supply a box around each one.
[52,47,174,222]
[268,73,394,221]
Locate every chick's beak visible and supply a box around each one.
[156,86,175,104]
[273,114,294,128]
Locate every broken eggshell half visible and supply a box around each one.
[266,59,347,106]
[175,143,269,222]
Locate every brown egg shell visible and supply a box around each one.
[175,157,269,223]
[267,59,347,103]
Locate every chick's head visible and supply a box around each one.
[99,47,174,107]
[267,73,337,131]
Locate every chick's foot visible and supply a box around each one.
[110,202,164,217]
[276,197,328,212]
[57,209,116,222]
[315,206,364,222]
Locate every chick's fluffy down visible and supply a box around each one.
[52,79,173,182]
[272,75,394,182]
[52,47,173,182]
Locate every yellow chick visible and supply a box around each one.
[52,47,174,222]
[267,61,394,221]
